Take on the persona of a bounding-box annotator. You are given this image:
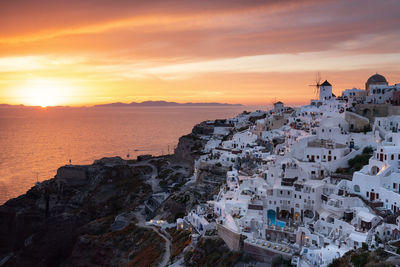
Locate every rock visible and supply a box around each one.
[55,166,88,187]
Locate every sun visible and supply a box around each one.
[22,78,70,107]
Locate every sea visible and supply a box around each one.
[0,105,263,204]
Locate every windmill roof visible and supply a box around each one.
[321,80,332,86]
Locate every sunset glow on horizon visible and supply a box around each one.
[1,0,400,106]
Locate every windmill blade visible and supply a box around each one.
[309,72,322,98]
[316,72,322,86]
[315,72,322,96]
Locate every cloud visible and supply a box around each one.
[0,0,319,40]
[0,0,400,105]
[1,0,399,60]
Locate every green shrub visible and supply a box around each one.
[328,258,340,267]
[348,154,371,172]
[351,252,369,267]
[362,146,373,154]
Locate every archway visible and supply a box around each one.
[371,166,380,175]
[304,210,314,219]
[353,185,360,193]
[363,108,371,117]
[280,209,290,219]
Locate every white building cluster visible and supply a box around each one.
[177,74,400,266]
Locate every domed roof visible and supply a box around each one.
[366,73,388,91]
[367,73,387,84]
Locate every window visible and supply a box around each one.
[295,194,297,198]
[288,191,290,195]
[299,195,302,199]
[394,183,397,189]
[367,192,369,197]
[280,190,283,195]
[354,185,360,192]
[392,154,394,160]
[334,156,337,160]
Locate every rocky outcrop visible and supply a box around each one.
[56,165,88,187]
[0,119,222,266]
[173,133,208,172]
[0,157,157,266]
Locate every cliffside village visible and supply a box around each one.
[175,74,400,266]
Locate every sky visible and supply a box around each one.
[0,0,400,107]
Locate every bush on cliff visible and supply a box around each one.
[347,146,373,173]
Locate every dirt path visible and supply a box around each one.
[137,222,171,267]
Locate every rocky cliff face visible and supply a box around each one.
[0,157,157,266]
[0,120,218,266]
[173,121,216,172]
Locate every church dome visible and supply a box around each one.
[366,73,388,91]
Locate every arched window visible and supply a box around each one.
[354,185,360,193]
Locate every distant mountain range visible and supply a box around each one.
[0,101,243,108]
[93,101,243,107]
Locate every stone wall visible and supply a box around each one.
[389,105,400,116]
[243,241,291,262]
[354,104,400,122]
[345,112,370,132]
[217,223,241,251]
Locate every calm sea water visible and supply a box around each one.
[0,106,262,204]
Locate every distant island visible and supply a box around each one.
[93,101,243,107]
[0,101,243,109]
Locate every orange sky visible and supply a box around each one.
[1,0,400,107]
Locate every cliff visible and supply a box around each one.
[0,120,216,266]
[0,157,158,266]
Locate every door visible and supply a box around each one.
[370,192,375,202]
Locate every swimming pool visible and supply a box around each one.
[267,209,286,228]
[274,220,286,228]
